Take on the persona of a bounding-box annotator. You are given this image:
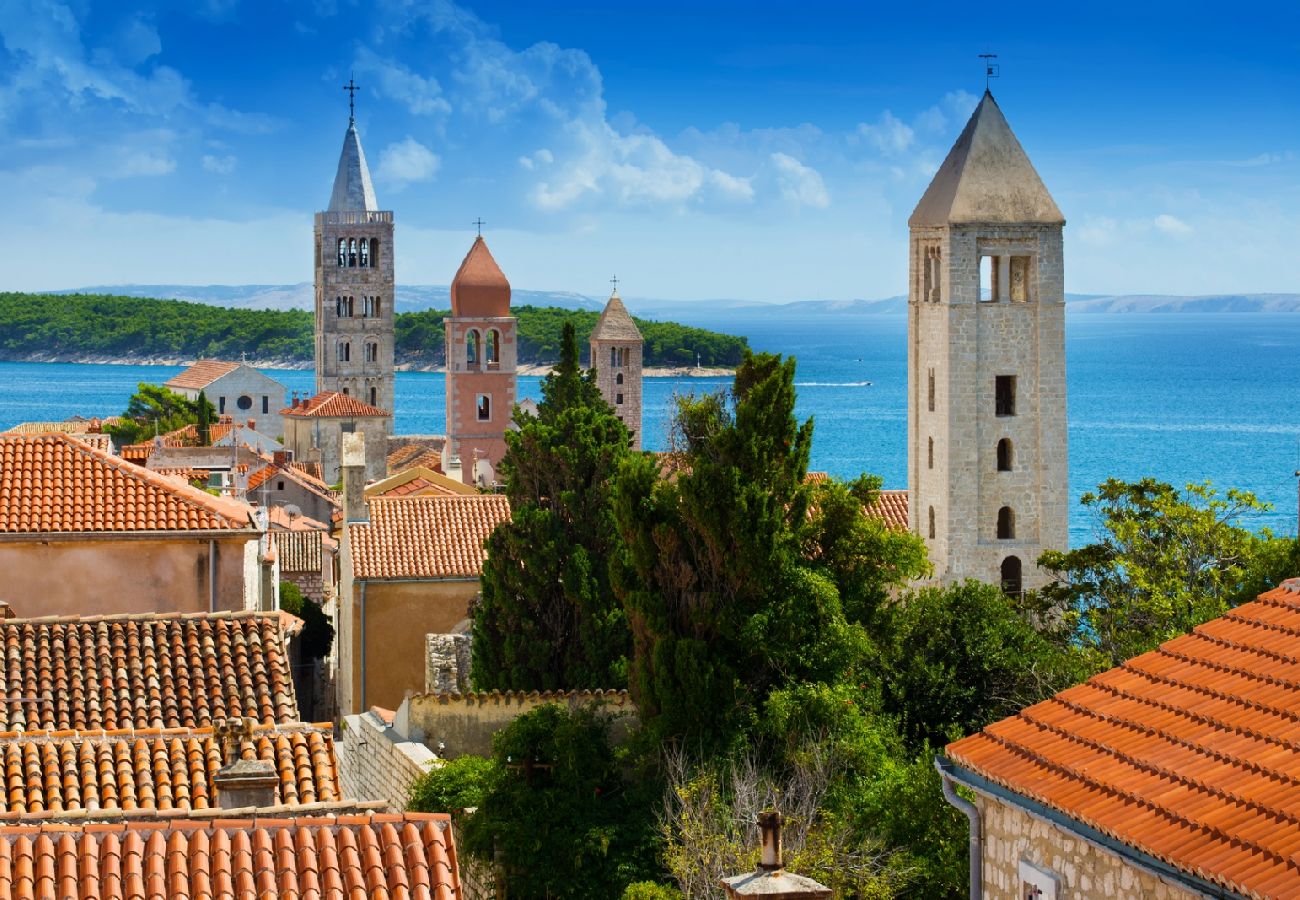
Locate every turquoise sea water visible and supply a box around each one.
[1,312,1297,544]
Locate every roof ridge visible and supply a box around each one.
[1,608,279,626]
[0,722,333,742]
[0,801,407,829]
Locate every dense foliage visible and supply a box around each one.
[105,383,214,447]
[473,323,634,690]
[277,580,334,661]
[407,755,495,814]
[0,293,747,368]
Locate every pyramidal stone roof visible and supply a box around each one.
[590,291,643,343]
[450,235,512,318]
[909,91,1063,227]
[328,122,379,212]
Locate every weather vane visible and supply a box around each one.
[343,75,360,124]
[978,54,999,90]
[473,217,486,236]
[610,275,619,294]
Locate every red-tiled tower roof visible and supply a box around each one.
[450,235,511,318]
[280,391,390,419]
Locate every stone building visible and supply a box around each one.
[940,578,1300,899]
[441,235,518,486]
[281,390,390,484]
[907,91,1068,594]
[589,288,644,449]
[163,360,289,438]
[313,103,395,423]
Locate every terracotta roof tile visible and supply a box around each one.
[0,434,255,533]
[281,391,390,419]
[0,812,460,898]
[867,489,909,530]
[386,439,446,475]
[272,531,323,574]
[0,611,298,731]
[946,578,1300,899]
[0,724,338,815]
[163,361,240,391]
[350,495,511,579]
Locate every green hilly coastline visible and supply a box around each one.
[0,292,747,369]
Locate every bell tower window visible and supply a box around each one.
[486,329,500,368]
[996,376,1016,417]
[359,238,370,268]
[337,239,346,267]
[348,239,358,267]
[997,438,1013,471]
[997,506,1015,540]
[1001,556,1023,597]
[477,394,491,421]
[466,330,480,366]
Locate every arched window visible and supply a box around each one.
[928,506,936,539]
[486,329,500,366]
[997,506,1015,540]
[997,438,1013,472]
[616,373,623,385]
[373,296,381,317]
[476,394,491,421]
[610,346,619,369]
[359,239,370,268]
[1001,556,1023,596]
[338,341,351,363]
[370,238,380,268]
[365,342,378,363]
[370,386,377,406]
[335,296,343,318]
[466,330,480,365]
[927,437,934,470]
[337,239,347,267]
[348,239,358,267]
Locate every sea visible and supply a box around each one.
[1,312,1297,546]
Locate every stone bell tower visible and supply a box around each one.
[907,91,1068,594]
[313,85,395,428]
[589,286,644,450]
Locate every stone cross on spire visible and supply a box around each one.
[343,76,360,125]
[609,275,619,294]
[473,217,486,236]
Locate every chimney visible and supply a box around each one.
[720,811,831,899]
[247,419,256,430]
[290,390,298,408]
[273,450,287,466]
[212,717,279,809]
[342,431,368,523]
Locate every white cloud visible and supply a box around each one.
[111,16,161,66]
[354,48,451,117]
[517,148,553,170]
[856,111,914,155]
[769,153,830,208]
[118,151,175,177]
[201,154,237,175]
[376,137,441,189]
[1153,213,1192,236]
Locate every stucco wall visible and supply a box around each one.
[979,795,1204,899]
[0,535,253,617]
[283,415,388,484]
[173,366,288,438]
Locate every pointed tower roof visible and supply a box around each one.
[909,92,1063,227]
[450,236,511,318]
[328,123,379,212]
[590,291,642,343]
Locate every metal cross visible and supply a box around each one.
[610,275,619,293]
[343,75,360,124]
[978,54,999,90]
[473,217,486,236]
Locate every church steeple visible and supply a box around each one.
[328,122,379,212]
[590,284,644,450]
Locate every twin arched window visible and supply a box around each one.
[336,238,381,268]
[365,342,379,363]
[338,341,351,363]
[335,296,354,318]
[362,296,382,317]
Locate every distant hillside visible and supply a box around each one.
[1064,293,1300,313]
[0,292,748,368]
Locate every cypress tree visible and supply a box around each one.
[196,389,214,445]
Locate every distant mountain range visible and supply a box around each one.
[53,285,1300,317]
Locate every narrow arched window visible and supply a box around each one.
[348,239,358,267]
[370,386,377,406]
[1001,556,1023,596]
[928,506,936,539]
[486,329,499,365]
[477,394,491,421]
[997,438,1013,472]
[616,373,623,385]
[373,296,381,317]
[359,239,370,268]
[610,346,619,369]
[927,437,933,470]
[337,239,347,267]
[338,341,351,363]
[370,238,380,268]
[335,296,343,318]
[466,330,480,365]
[997,506,1015,540]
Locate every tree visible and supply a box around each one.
[278,580,334,661]
[1038,478,1277,668]
[473,322,634,690]
[407,755,496,814]
[106,383,213,447]
[196,389,213,445]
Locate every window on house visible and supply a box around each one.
[277,480,285,491]
[616,393,623,405]
[997,438,1013,471]
[218,396,226,414]
[928,506,936,539]
[262,396,269,414]
[927,437,934,470]
[997,506,1015,539]
[980,255,995,301]
[1002,556,1024,597]
[342,387,349,395]
[237,395,252,411]
[927,368,935,412]
[477,394,491,421]
[996,375,1016,416]
[1018,860,1058,900]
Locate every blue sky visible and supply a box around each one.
[4,0,1299,301]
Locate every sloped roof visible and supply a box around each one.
[0,433,255,533]
[0,611,299,732]
[0,723,338,815]
[367,465,477,499]
[163,360,241,391]
[909,91,1063,227]
[867,489,909,530]
[272,530,323,574]
[946,578,1300,899]
[387,440,447,476]
[350,495,511,579]
[281,391,390,419]
[0,811,460,899]
[328,122,379,212]
[450,235,511,318]
[590,291,643,343]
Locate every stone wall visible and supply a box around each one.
[336,708,438,811]
[284,570,325,605]
[979,795,1203,899]
[426,633,473,693]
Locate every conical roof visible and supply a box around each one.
[450,236,511,318]
[328,123,379,212]
[590,291,642,343]
[909,91,1063,227]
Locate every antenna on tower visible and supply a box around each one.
[978,53,999,90]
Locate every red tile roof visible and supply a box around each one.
[272,530,323,574]
[867,489,909,530]
[387,439,446,475]
[946,578,1300,899]
[281,391,390,419]
[350,495,511,579]
[0,611,299,732]
[0,434,255,533]
[163,360,240,390]
[0,724,338,816]
[0,811,461,899]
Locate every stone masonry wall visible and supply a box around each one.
[336,709,438,811]
[980,796,1203,899]
[426,633,473,693]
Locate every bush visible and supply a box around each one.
[621,883,683,900]
[408,755,497,813]
[278,580,334,660]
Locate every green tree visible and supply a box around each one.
[278,580,334,661]
[407,755,496,814]
[106,383,211,446]
[1038,478,1276,667]
[473,322,634,690]
[196,389,213,445]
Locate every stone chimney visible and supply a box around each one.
[212,717,279,809]
[720,811,831,899]
[342,431,368,523]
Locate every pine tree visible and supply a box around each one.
[473,322,634,690]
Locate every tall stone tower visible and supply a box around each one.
[313,105,395,429]
[907,91,1068,594]
[442,236,517,486]
[589,288,644,450]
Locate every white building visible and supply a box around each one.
[164,360,288,438]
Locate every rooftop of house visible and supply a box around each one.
[281,391,390,419]
[386,438,447,476]
[0,433,256,534]
[0,811,460,899]
[4,418,117,436]
[162,360,241,391]
[366,465,477,499]
[247,457,337,503]
[868,489,909,530]
[0,723,338,817]
[945,577,1300,899]
[272,529,326,574]
[0,610,299,732]
[349,494,511,580]
[590,290,643,343]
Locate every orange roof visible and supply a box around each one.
[0,724,338,816]
[247,459,336,502]
[0,434,255,533]
[450,235,511,318]
[367,466,477,499]
[946,579,1300,899]
[273,530,324,573]
[867,489,909,530]
[0,611,299,732]
[163,360,240,390]
[350,495,511,579]
[281,390,390,419]
[0,811,461,899]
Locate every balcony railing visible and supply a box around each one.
[316,210,393,226]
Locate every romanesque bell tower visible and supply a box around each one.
[907,91,1068,593]
[314,89,395,429]
[589,287,644,450]
[442,235,517,486]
